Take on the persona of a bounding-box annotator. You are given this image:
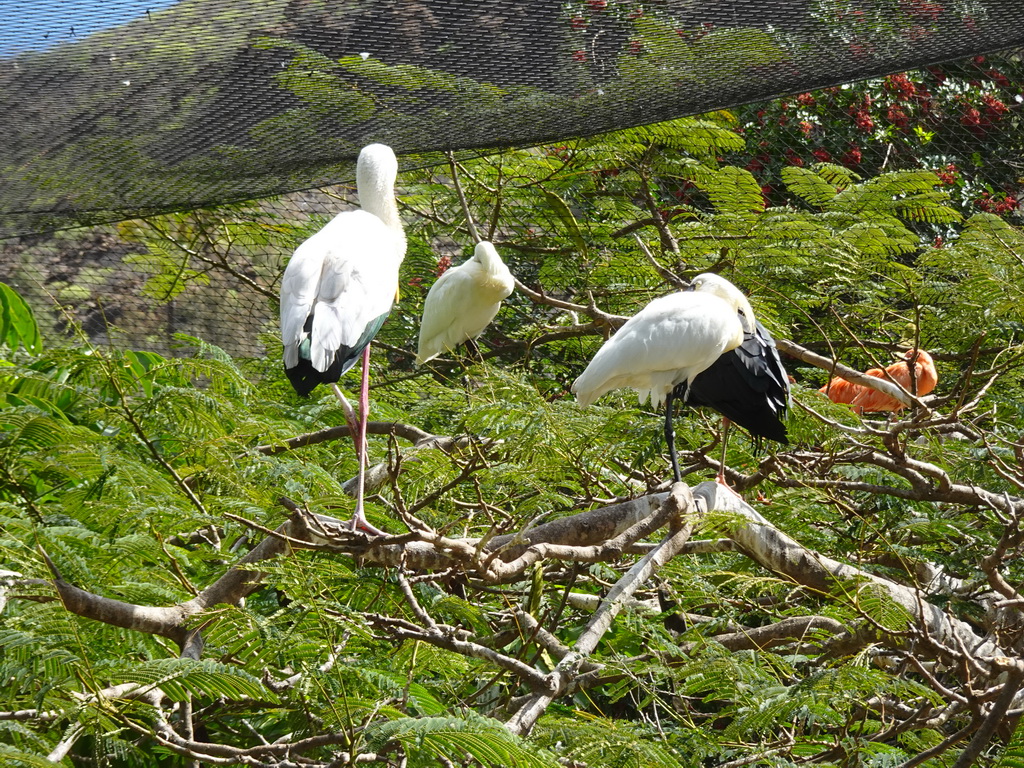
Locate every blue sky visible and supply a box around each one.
[0,0,177,55]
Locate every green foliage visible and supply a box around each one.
[4,72,1024,767]
[536,713,693,767]
[117,658,275,702]
[366,714,557,767]
[0,283,42,355]
[996,716,1024,768]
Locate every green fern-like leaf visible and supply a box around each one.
[366,713,558,768]
[0,283,42,355]
[117,658,275,702]
[695,166,765,216]
[781,165,839,207]
[995,712,1024,768]
[0,743,62,768]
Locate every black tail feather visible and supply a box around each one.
[677,320,790,445]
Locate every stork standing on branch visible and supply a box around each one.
[572,273,789,484]
[279,143,406,535]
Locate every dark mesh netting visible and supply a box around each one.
[1,0,1023,359]
[3,0,1024,236]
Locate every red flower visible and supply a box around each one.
[987,69,1011,88]
[974,191,1015,214]
[796,92,816,106]
[886,104,909,128]
[933,236,944,248]
[572,50,587,62]
[974,192,1015,214]
[587,0,607,10]
[851,108,874,132]
[974,192,1016,214]
[570,16,587,30]
[884,73,917,100]
[812,148,832,163]
[982,92,1008,117]
[799,120,813,136]
[841,146,863,166]
[784,148,804,166]
[960,106,983,130]
[745,154,771,173]
[628,8,643,19]
[934,163,958,185]
[628,39,642,54]
[435,255,452,277]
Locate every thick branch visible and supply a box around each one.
[254,420,431,455]
[52,577,188,646]
[700,481,1005,666]
[506,484,697,735]
[709,615,848,652]
[777,338,923,410]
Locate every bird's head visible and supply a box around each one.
[902,348,933,365]
[473,241,500,266]
[690,273,757,333]
[356,143,399,197]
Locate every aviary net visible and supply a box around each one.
[3,0,1023,236]
[1,0,1022,358]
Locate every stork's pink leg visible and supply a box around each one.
[716,418,732,486]
[350,345,385,536]
[715,418,743,499]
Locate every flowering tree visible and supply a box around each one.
[732,54,1023,220]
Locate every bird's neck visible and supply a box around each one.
[361,187,403,232]
[736,298,757,334]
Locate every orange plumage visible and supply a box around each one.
[819,349,937,414]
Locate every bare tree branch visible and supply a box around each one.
[506,483,697,735]
[777,337,927,411]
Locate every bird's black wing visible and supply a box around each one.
[681,320,790,444]
[285,309,391,397]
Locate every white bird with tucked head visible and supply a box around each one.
[572,273,785,483]
[416,241,514,365]
[279,143,406,535]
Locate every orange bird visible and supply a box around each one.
[820,349,937,414]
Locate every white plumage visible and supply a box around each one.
[280,143,406,396]
[416,241,514,365]
[278,142,406,535]
[572,273,755,408]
